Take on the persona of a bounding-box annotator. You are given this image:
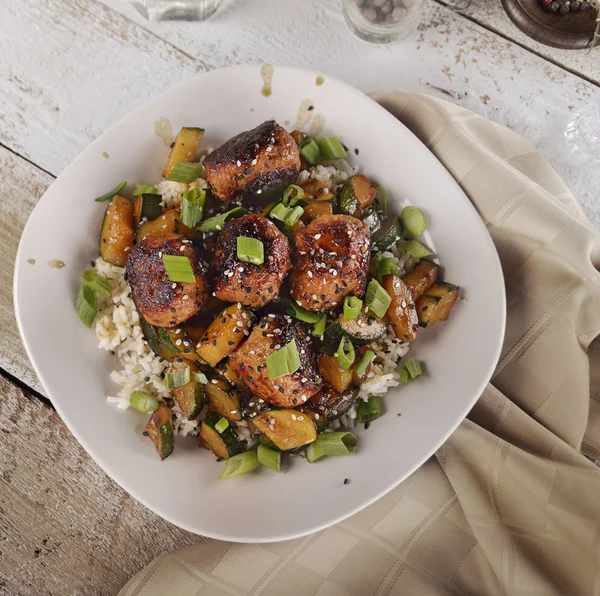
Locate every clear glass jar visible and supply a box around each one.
[343,0,425,44]
[130,0,222,21]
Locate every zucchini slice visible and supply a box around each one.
[99,195,135,267]
[133,193,162,226]
[319,354,353,394]
[136,208,195,242]
[140,318,179,360]
[301,178,335,202]
[362,210,381,235]
[325,312,387,347]
[401,260,438,300]
[145,403,174,460]
[303,385,358,430]
[371,215,402,253]
[204,378,241,422]
[215,359,246,392]
[416,282,459,328]
[382,274,419,342]
[200,411,241,460]
[169,359,204,420]
[302,200,333,224]
[196,304,252,368]
[162,127,204,178]
[253,409,317,451]
[339,175,376,216]
[159,327,201,365]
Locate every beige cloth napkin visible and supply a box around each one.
[118,92,600,596]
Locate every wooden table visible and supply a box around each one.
[1,1,598,593]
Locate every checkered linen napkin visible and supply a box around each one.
[119,92,600,596]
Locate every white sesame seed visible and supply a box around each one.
[250,350,255,355]
[124,246,130,252]
[297,416,304,421]
[291,414,297,420]
[315,234,321,239]
[211,379,218,384]
[301,377,307,383]
[257,189,262,194]
[180,245,185,252]
[182,295,188,300]
[312,294,318,300]
[175,339,182,346]
[301,394,306,400]
[307,271,313,278]
[158,252,162,258]
[172,283,177,289]
[238,266,244,272]
[230,410,237,414]
[252,159,257,165]
[216,224,222,231]
[236,160,241,166]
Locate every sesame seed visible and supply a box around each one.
[172,283,177,289]
[257,189,262,194]
[238,266,244,272]
[297,416,304,421]
[307,271,313,278]
[211,379,218,384]
[266,146,273,152]
[252,159,257,165]
[182,295,188,300]
[312,294,318,300]
[291,414,297,420]
[175,339,182,346]
[180,245,185,252]
[158,252,162,258]
[216,225,222,230]
[314,234,321,240]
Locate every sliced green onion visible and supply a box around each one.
[165,366,191,389]
[282,184,304,207]
[378,257,400,278]
[266,339,301,379]
[283,299,319,324]
[132,184,158,196]
[343,295,363,320]
[269,202,291,223]
[219,450,259,480]
[165,161,203,183]
[299,138,323,165]
[405,359,423,379]
[162,254,195,284]
[315,432,358,455]
[197,206,247,233]
[401,239,434,259]
[400,206,427,238]
[95,181,127,202]
[354,350,375,378]
[369,252,383,280]
[194,372,209,384]
[335,337,355,371]
[398,366,410,383]
[313,313,327,338]
[375,185,387,214]
[180,187,206,228]
[306,441,325,463]
[81,269,112,297]
[130,391,159,413]
[357,395,382,424]
[215,417,230,434]
[237,236,264,265]
[257,444,282,472]
[316,136,347,160]
[365,279,392,318]
[75,282,98,328]
[284,205,304,227]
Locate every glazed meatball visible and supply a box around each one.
[125,233,209,327]
[229,315,322,408]
[203,121,301,202]
[213,214,290,309]
[290,215,370,312]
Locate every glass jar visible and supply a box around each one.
[130,0,222,21]
[343,0,425,44]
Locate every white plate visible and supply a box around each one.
[14,65,505,543]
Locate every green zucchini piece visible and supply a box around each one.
[134,193,162,226]
[156,327,179,354]
[338,175,376,216]
[416,282,460,328]
[200,411,242,460]
[204,378,241,422]
[145,403,174,460]
[253,409,317,451]
[325,312,387,348]
[99,195,135,267]
[372,215,402,253]
[362,210,381,234]
[170,360,204,419]
[163,127,204,178]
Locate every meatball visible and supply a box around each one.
[229,315,322,408]
[290,214,370,312]
[213,214,290,309]
[203,121,301,202]
[125,233,209,327]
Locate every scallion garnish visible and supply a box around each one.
[299,138,323,165]
[266,339,301,379]
[236,236,264,265]
[282,184,304,207]
[283,299,320,324]
[314,432,358,455]
[165,161,204,183]
[401,239,434,259]
[257,444,282,472]
[305,441,325,463]
[219,450,259,480]
[81,269,112,297]
[398,359,423,383]
[194,371,209,385]
[75,282,98,328]
[284,205,304,227]
[375,185,387,214]
[316,136,348,160]
[162,254,195,284]
[400,206,427,238]
[180,188,206,228]
[313,313,327,338]
[197,206,247,233]
[165,366,191,389]
[354,350,375,378]
[398,367,410,383]
[365,279,392,318]
[378,257,400,278]
[357,395,382,424]
[343,295,363,320]
[215,417,230,434]
[94,181,127,202]
[130,391,159,413]
[132,184,158,196]
[335,337,355,370]
[269,202,290,223]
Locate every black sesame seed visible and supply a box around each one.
[142,431,148,436]
[212,340,217,346]
[308,105,314,111]
[91,260,96,267]
[364,421,371,430]
[344,478,350,485]
[216,457,224,462]
[278,387,284,393]
[354,148,359,155]
[228,341,235,346]
[422,306,428,311]
[144,376,150,382]
[110,350,115,355]
[240,363,245,370]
